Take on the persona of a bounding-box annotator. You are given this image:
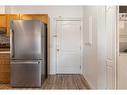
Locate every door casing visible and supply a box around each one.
[53,17,83,74]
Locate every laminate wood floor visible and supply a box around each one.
[0,74,90,89]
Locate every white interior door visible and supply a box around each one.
[56,20,81,74]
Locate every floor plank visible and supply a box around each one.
[0,74,90,89]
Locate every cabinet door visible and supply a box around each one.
[118,56,127,89]
[20,14,33,20]
[106,65,114,89]
[20,14,48,24]
[106,59,115,89]
[6,14,20,36]
[0,53,10,83]
[0,15,6,27]
[32,15,48,24]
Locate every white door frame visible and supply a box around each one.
[53,17,83,74]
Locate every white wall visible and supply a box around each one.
[96,7,107,89]
[5,6,83,74]
[0,6,5,13]
[83,6,117,89]
[83,6,107,89]
[5,6,83,17]
[83,6,98,88]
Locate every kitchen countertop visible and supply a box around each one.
[0,48,10,53]
[120,52,127,56]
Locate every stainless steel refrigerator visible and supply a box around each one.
[10,20,47,87]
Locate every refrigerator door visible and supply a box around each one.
[11,60,42,87]
[11,20,42,60]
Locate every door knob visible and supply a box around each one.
[57,49,59,51]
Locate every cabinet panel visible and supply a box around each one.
[106,65,114,89]
[20,14,48,24]
[0,15,6,27]
[106,6,117,89]
[6,14,20,36]
[106,8,114,60]
[32,15,48,24]
[106,59,115,89]
[118,55,127,89]
[20,15,33,20]
[0,53,10,83]
[0,14,48,36]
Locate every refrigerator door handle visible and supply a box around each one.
[11,61,40,64]
[10,29,14,58]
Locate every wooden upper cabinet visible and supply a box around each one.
[20,14,48,24]
[6,14,20,36]
[0,15,7,28]
[0,14,48,36]
[20,14,33,20]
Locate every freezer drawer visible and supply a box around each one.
[11,60,42,87]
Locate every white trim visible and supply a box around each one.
[55,17,82,21]
[80,18,84,74]
[53,17,83,74]
[113,6,118,89]
[116,6,120,89]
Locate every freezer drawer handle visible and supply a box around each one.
[11,61,39,64]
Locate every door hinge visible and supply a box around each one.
[80,65,81,69]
